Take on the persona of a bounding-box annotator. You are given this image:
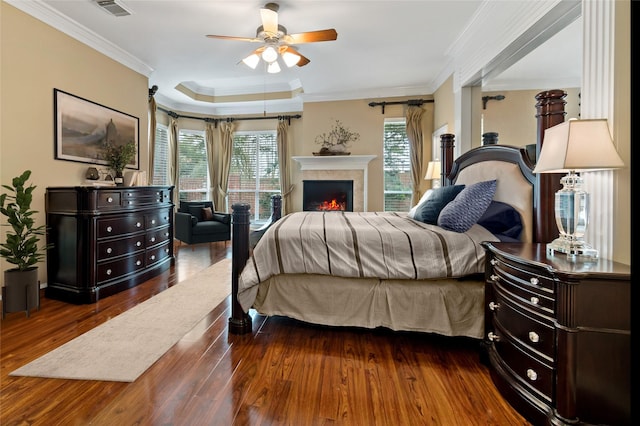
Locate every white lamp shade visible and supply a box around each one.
[241,53,260,69]
[261,45,278,63]
[267,61,281,74]
[533,119,624,173]
[424,161,441,180]
[282,51,301,67]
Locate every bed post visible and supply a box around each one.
[229,203,252,334]
[440,133,455,186]
[534,90,566,244]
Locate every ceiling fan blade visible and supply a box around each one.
[279,46,310,67]
[260,5,278,35]
[206,34,261,43]
[284,29,338,44]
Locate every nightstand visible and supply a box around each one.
[482,242,630,426]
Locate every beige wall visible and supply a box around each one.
[1,4,148,285]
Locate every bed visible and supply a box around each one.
[228,91,561,337]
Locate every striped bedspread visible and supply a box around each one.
[238,211,498,311]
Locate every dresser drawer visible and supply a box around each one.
[97,214,145,238]
[97,235,145,260]
[490,270,554,316]
[146,209,172,229]
[492,285,555,359]
[97,253,146,284]
[96,191,123,209]
[147,226,171,247]
[492,320,554,403]
[146,242,171,266]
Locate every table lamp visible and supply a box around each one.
[532,118,624,259]
[424,160,442,188]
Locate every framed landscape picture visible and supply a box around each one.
[54,89,139,169]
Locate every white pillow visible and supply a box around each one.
[408,189,433,219]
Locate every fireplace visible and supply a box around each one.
[303,180,354,212]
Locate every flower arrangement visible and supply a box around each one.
[315,120,360,153]
[101,141,136,177]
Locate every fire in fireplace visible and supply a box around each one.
[303,180,354,212]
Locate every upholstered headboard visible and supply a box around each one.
[447,145,535,242]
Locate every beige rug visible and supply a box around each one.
[9,258,231,382]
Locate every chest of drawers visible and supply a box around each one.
[482,242,630,426]
[45,186,174,303]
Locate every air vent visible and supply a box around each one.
[95,0,132,17]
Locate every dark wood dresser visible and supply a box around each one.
[482,242,630,426]
[45,186,174,304]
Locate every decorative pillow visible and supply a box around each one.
[213,213,231,225]
[437,180,497,233]
[477,201,523,240]
[414,185,465,225]
[187,205,205,221]
[201,207,214,221]
[408,189,433,219]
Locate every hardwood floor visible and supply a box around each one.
[1,241,531,425]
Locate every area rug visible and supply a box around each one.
[9,258,231,382]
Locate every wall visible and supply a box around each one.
[1,4,148,286]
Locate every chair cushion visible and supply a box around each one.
[192,220,230,235]
[187,205,205,221]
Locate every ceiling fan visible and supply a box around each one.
[206,2,338,72]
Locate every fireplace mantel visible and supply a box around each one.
[291,155,376,171]
[292,155,376,211]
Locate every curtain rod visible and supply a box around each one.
[157,106,302,126]
[368,98,434,114]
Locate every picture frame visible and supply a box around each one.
[54,89,139,169]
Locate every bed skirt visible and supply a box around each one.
[251,274,485,339]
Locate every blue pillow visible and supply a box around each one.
[477,201,523,240]
[437,180,497,232]
[414,185,465,225]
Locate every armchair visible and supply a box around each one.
[175,201,231,245]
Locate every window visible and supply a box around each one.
[227,131,280,222]
[383,119,412,212]
[151,124,169,186]
[178,129,210,202]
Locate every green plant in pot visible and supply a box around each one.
[1,170,51,317]
[102,141,136,186]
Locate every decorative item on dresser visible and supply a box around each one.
[45,186,174,304]
[482,242,630,426]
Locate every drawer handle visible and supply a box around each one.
[106,269,112,276]
[150,237,156,242]
[136,222,142,228]
[526,369,538,381]
[530,277,539,285]
[490,259,497,266]
[136,241,142,247]
[530,296,540,305]
[106,226,113,233]
[150,255,156,261]
[528,331,539,343]
[489,301,500,311]
[487,332,500,342]
[107,197,113,203]
[165,248,169,253]
[490,274,498,282]
[128,201,132,205]
[127,192,132,196]
[151,219,156,225]
[165,232,169,237]
[106,247,113,254]
[164,216,169,220]
[136,260,142,266]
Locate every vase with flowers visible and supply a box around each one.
[101,141,136,185]
[314,120,360,155]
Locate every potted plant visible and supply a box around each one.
[1,170,50,317]
[314,119,360,155]
[102,141,136,185]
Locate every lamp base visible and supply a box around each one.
[546,237,599,260]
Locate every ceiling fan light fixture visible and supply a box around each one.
[282,51,301,67]
[267,61,281,74]
[261,46,278,63]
